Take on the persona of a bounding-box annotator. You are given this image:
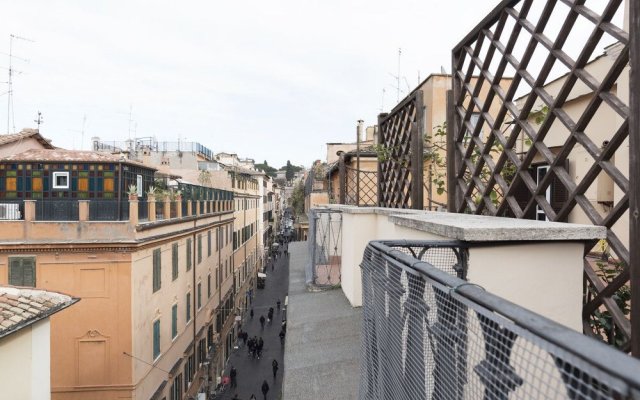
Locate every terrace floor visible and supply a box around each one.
[283,241,361,400]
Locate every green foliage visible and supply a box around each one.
[291,179,305,215]
[285,160,294,181]
[255,161,277,178]
[198,170,212,186]
[590,260,631,348]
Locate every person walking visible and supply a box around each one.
[250,308,254,319]
[279,329,285,346]
[276,299,281,311]
[272,359,279,380]
[257,337,264,359]
[260,315,265,329]
[261,380,269,400]
[230,366,237,388]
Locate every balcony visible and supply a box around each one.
[284,206,640,399]
[0,197,234,242]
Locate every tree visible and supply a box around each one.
[255,160,277,178]
[285,160,294,181]
[291,179,305,215]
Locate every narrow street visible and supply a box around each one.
[217,245,290,400]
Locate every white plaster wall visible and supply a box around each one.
[340,212,377,307]
[31,319,51,400]
[0,325,34,400]
[465,242,583,330]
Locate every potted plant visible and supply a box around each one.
[127,185,138,200]
[147,186,157,201]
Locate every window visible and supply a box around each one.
[186,238,192,270]
[52,171,69,189]
[197,282,202,309]
[172,243,179,281]
[536,165,551,221]
[207,274,211,298]
[186,292,191,323]
[197,234,202,264]
[215,228,219,252]
[171,304,178,339]
[170,373,183,400]
[153,319,161,359]
[8,257,35,287]
[207,230,212,257]
[136,175,143,196]
[152,249,161,293]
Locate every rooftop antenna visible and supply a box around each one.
[33,110,43,130]
[68,114,87,150]
[6,34,33,134]
[380,88,386,112]
[397,48,401,103]
[127,104,134,140]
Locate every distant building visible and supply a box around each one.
[0,286,78,400]
[0,128,55,159]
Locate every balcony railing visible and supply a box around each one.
[360,240,640,400]
[35,199,79,221]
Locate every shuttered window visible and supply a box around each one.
[153,319,161,359]
[171,304,178,339]
[172,243,179,280]
[186,238,192,271]
[207,274,211,298]
[186,292,191,323]
[197,282,202,309]
[9,257,36,287]
[152,249,161,293]
[197,234,202,264]
[207,230,212,257]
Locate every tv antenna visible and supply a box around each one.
[5,34,34,134]
[387,48,403,104]
[34,110,43,130]
[68,114,87,150]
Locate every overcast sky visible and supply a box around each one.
[0,1,622,168]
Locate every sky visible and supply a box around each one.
[0,1,623,168]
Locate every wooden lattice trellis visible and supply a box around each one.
[449,0,640,354]
[345,166,377,206]
[377,91,424,209]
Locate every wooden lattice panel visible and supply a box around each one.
[450,0,635,350]
[377,91,424,209]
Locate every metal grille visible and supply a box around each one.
[88,200,129,221]
[449,0,636,350]
[345,166,378,206]
[360,240,640,400]
[377,91,424,209]
[34,200,79,221]
[306,208,342,287]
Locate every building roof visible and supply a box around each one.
[0,128,55,149]
[0,149,156,170]
[0,286,79,339]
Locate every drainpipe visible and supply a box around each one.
[192,229,197,380]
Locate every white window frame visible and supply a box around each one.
[136,175,143,197]
[52,171,70,189]
[535,165,551,221]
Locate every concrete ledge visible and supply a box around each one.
[389,213,606,241]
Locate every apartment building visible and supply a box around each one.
[0,148,236,400]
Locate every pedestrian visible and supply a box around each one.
[242,331,248,346]
[261,380,269,400]
[272,359,279,380]
[257,337,264,358]
[230,366,237,388]
[250,308,254,319]
[279,329,285,345]
[260,315,265,329]
[276,299,281,311]
[271,262,274,271]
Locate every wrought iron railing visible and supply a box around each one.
[88,200,129,221]
[360,240,640,400]
[34,199,79,221]
[306,208,342,287]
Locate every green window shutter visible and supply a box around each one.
[208,230,212,257]
[186,292,191,322]
[171,304,177,339]
[153,249,161,292]
[197,283,202,309]
[186,238,192,270]
[9,257,35,287]
[197,234,202,264]
[172,243,178,281]
[153,319,161,359]
[207,274,211,298]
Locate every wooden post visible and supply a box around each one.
[339,152,346,204]
[629,0,640,358]
[446,90,456,213]
[377,113,388,207]
[411,91,424,210]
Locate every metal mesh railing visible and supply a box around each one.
[360,240,640,400]
[306,208,342,287]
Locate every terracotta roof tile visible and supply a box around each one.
[0,149,155,170]
[0,286,78,338]
[0,129,54,149]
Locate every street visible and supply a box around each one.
[216,244,290,400]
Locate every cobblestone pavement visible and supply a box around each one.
[217,245,290,400]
